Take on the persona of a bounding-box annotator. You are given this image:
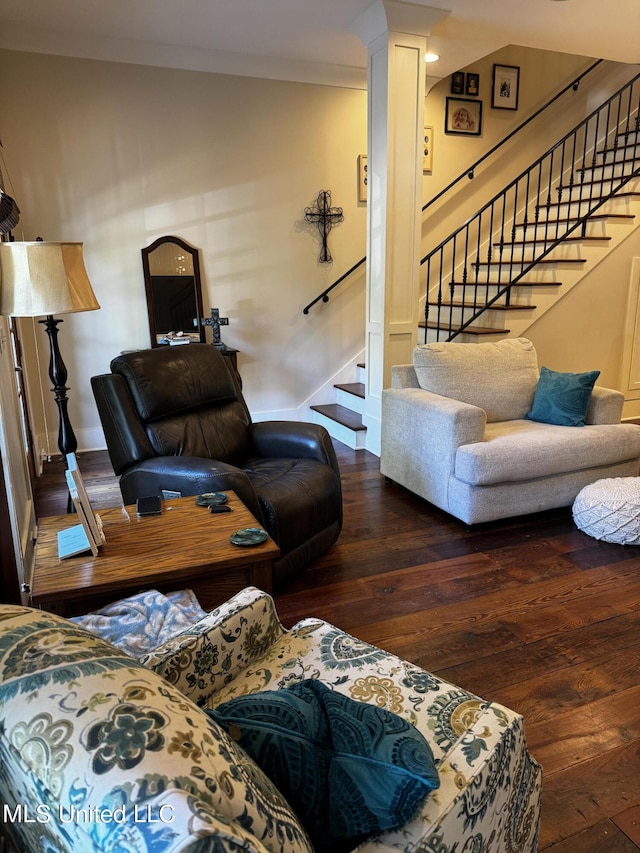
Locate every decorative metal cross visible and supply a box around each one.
[202,307,229,348]
[304,190,344,263]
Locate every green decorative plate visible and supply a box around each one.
[230,527,269,546]
[195,492,228,507]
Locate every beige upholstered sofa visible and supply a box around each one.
[0,587,541,852]
[381,337,640,525]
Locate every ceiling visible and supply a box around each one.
[0,0,638,89]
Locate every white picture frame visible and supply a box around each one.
[66,453,105,546]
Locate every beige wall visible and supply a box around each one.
[0,49,367,452]
[526,229,640,396]
[0,46,637,456]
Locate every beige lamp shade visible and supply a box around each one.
[0,241,100,317]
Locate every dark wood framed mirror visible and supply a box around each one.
[142,236,205,347]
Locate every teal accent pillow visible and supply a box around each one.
[526,366,600,426]
[207,679,439,852]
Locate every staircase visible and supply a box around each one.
[309,72,640,448]
[419,131,640,343]
[422,182,640,342]
[310,362,367,449]
[422,83,640,343]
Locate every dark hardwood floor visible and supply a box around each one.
[34,444,640,852]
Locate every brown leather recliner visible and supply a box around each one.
[91,344,342,585]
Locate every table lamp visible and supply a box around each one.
[0,241,100,458]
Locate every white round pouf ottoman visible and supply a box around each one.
[572,477,640,544]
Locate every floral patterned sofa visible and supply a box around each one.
[0,587,541,852]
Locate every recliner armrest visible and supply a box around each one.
[250,421,341,480]
[118,455,263,519]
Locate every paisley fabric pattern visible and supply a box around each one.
[183,589,540,852]
[147,588,541,849]
[0,605,312,853]
[1,588,541,853]
[209,679,440,851]
[140,586,286,706]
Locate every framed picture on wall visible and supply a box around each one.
[492,64,520,110]
[450,71,464,95]
[465,73,479,96]
[445,97,483,136]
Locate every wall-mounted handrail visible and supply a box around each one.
[302,256,365,315]
[302,58,605,314]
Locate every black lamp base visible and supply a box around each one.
[40,315,78,513]
[39,314,78,458]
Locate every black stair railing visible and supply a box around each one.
[302,59,604,315]
[302,256,365,315]
[423,71,640,342]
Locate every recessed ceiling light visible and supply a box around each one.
[425,52,440,63]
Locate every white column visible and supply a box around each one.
[352,1,448,455]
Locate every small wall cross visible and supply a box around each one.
[202,307,229,347]
[304,190,344,263]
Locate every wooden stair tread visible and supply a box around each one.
[545,191,640,208]
[560,183,640,194]
[427,301,536,311]
[577,157,640,169]
[517,213,634,225]
[568,175,640,187]
[448,280,563,287]
[419,321,510,335]
[493,236,611,247]
[475,258,586,266]
[334,382,365,399]
[310,404,366,431]
[579,153,640,168]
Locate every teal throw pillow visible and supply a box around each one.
[526,366,600,427]
[207,679,439,852]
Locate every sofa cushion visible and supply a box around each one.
[0,605,312,853]
[455,420,640,486]
[526,366,600,426]
[203,608,542,853]
[413,337,539,422]
[207,617,486,767]
[208,679,439,852]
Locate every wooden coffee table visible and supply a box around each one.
[30,492,279,617]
